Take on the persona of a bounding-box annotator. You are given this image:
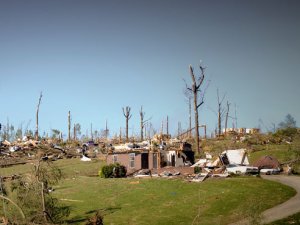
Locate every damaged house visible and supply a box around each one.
[106,141,194,174]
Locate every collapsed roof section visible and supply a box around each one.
[219,149,249,166]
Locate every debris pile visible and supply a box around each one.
[0,137,105,167]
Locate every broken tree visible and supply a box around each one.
[139,106,151,141]
[185,64,206,154]
[35,92,43,141]
[122,106,132,142]
[224,101,230,136]
[217,89,226,137]
[68,111,71,141]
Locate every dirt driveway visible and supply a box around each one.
[229,175,300,225]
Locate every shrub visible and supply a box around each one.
[99,163,127,178]
[194,166,201,174]
[99,164,114,178]
[113,164,127,178]
[85,211,104,225]
[275,127,298,140]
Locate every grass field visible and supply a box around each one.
[0,159,297,225]
[248,145,292,164]
[53,176,295,225]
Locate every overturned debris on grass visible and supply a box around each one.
[0,138,107,167]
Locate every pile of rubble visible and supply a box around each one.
[0,137,105,167]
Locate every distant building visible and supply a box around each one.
[222,127,260,135]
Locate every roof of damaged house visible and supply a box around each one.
[109,140,192,154]
[253,155,280,169]
[109,142,150,154]
[193,149,250,168]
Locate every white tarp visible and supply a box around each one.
[222,149,249,165]
[81,155,91,161]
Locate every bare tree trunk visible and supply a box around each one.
[119,127,122,143]
[193,94,200,152]
[122,107,132,142]
[73,124,76,140]
[177,121,181,138]
[68,111,71,141]
[217,89,226,138]
[35,92,42,141]
[149,123,152,139]
[140,106,144,141]
[41,181,47,222]
[189,98,192,137]
[35,160,47,223]
[218,110,221,137]
[225,101,230,136]
[186,65,205,154]
[166,116,169,137]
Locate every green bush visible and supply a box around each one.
[275,127,298,140]
[99,163,127,178]
[194,166,201,174]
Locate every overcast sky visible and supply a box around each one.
[0,0,299,138]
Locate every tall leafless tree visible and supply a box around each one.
[185,65,206,154]
[140,106,145,141]
[189,97,192,137]
[139,106,151,141]
[68,111,71,141]
[224,101,230,136]
[234,103,238,129]
[35,92,42,141]
[73,124,76,140]
[177,121,182,138]
[122,106,132,142]
[104,120,109,140]
[217,89,226,137]
[166,116,169,137]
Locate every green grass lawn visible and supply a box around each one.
[0,158,104,177]
[53,176,295,225]
[248,144,292,163]
[0,159,297,225]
